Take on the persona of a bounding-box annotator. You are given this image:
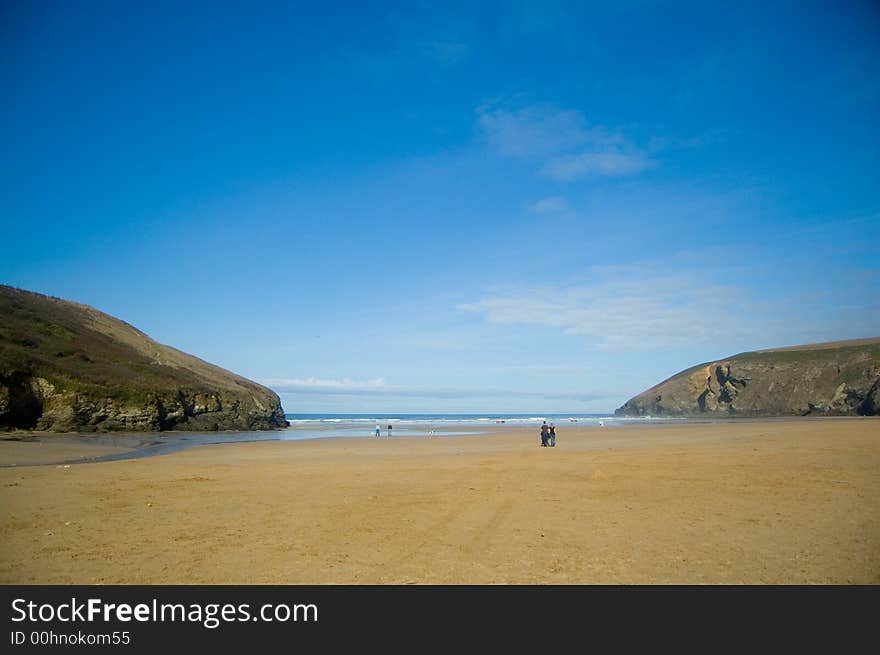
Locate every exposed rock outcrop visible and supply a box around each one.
[615,338,880,418]
[0,285,288,432]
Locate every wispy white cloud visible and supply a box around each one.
[476,103,598,158]
[460,269,880,351]
[542,152,653,180]
[457,267,822,351]
[532,196,568,213]
[476,101,652,180]
[263,377,608,402]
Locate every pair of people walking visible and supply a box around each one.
[540,422,556,447]
[375,424,393,437]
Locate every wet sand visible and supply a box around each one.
[0,438,135,467]
[1,418,878,584]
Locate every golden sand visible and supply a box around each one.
[1,418,878,584]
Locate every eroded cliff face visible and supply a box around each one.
[0,368,289,433]
[0,374,286,432]
[615,341,880,418]
[687,362,749,412]
[0,285,288,432]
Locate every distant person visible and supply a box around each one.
[375,424,381,438]
[387,424,393,437]
[540,423,549,447]
[549,424,556,447]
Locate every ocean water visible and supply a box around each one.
[286,412,637,427]
[283,412,675,436]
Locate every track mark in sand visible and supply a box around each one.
[367,447,546,583]
[456,495,516,560]
[368,468,488,582]
[405,444,544,583]
[442,446,544,581]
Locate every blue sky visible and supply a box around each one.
[2,0,879,414]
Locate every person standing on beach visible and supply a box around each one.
[549,424,556,447]
[387,424,393,437]
[540,423,549,447]
[375,424,381,438]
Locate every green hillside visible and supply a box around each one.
[0,285,287,432]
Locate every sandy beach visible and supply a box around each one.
[1,418,878,584]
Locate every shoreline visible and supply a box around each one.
[1,415,876,468]
[1,417,878,584]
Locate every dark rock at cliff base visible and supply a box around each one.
[615,338,880,418]
[0,285,288,432]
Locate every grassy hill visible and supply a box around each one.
[615,338,880,417]
[0,285,287,432]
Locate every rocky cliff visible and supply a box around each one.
[615,338,880,418]
[0,285,288,432]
